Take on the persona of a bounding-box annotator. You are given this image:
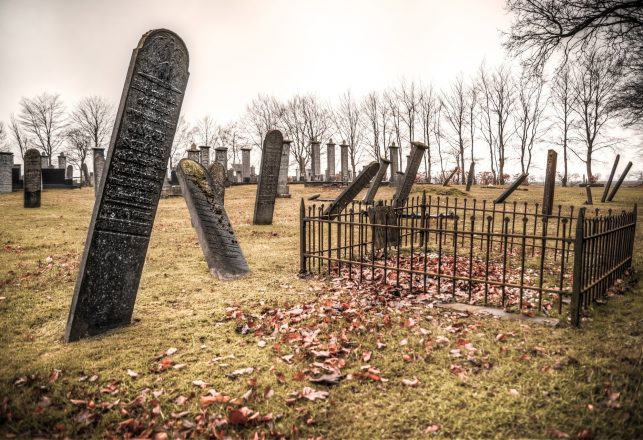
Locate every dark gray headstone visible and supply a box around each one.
[465,162,475,191]
[23,149,41,208]
[65,29,190,342]
[394,141,427,208]
[81,162,91,187]
[208,161,226,204]
[367,203,399,249]
[494,173,528,204]
[323,161,380,218]
[170,169,179,185]
[253,130,284,225]
[606,161,633,202]
[177,159,249,280]
[362,158,390,204]
[443,167,459,186]
[542,149,557,216]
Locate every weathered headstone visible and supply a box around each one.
[494,173,528,204]
[177,159,249,280]
[326,139,336,181]
[66,165,73,180]
[215,146,228,172]
[368,202,400,249]
[208,161,226,204]
[199,145,210,167]
[277,139,292,197]
[187,143,199,161]
[93,147,106,196]
[388,142,399,186]
[465,161,475,191]
[362,158,390,204]
[241,147,251,182]
[253,130,284,225]
[65,29,190,342]
[23,149,41,208]
[41,153,50,168]
[442,167,459,186]
[601,155,620,202]
[58,152,67,170]
[606,161,633,202]
[311,140,321,181]
[323,161,380,218]
[394,141,428,208]
[0,152,13,193]
[340,141,349,182]
[12,164,22,191]
[542,149,557,216]
[81,162,91,187]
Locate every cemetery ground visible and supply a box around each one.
[1,184,642,439]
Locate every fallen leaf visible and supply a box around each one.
[127,369,139,378]
[300,387,329,401]
[509,388,520,397]
[192,379,208,388]
[226,367,254,378]
[175,395,188,405]
[166,347,178,356]
[48,369,61,384]
[309,373,342,385]
[424,424,440,434]
[362,351,372,362]
[402,378,420,387]
[549,429,570,438]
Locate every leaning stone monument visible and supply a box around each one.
[323,161,380,218]
[393,141,428,208]
[253,130,284,225]
[362,157,390,204]
[177,159,249,280]
[23,149,42,208]
[65,29,190,342]
[494,173,528,204]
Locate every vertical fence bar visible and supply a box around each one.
[501,217,510,307]
[570,207,586,327]
[558,218,568,314]
[299,199,306,274]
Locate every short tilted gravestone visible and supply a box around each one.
[601,155,620,203]
[606,161,633,202]
[323,161,380,219]
[177,159,249,280]
[494,173,528,204]
[23,149,42,208]
[362,157,390,204]
[81,163,91,187]
[94,155,106,197]
[465,162,475,191]
[208,161,226,204]
[394,141,428,208]
[443,167,459,186]
[65,29,190,342]
[253,129,284,225]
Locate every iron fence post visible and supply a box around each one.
[570,207,586,327]
[299,198,307,274]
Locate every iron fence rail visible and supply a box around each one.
[300,191,637,326]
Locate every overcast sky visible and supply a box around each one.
[0,0,638,178]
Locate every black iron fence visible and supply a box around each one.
[299,192,637,326]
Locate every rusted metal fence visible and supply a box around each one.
[299,191,637,326]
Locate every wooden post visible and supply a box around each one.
[570,207,586,327]
[542,149,557,217]
[601,155,620,202]
[606,161,633,202]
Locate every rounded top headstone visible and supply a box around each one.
[389,141,398,148]
[327,139,335,145]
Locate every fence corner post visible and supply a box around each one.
[299,198,307,274]
[570,207,586,327]
[420,190,427,247]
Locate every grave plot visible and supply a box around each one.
[300,192,637,325]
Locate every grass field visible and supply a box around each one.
[0,183,641,439]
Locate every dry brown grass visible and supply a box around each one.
[0,183,641,439]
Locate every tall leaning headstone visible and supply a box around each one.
[0,152,14,194]
[465,161,475,191]
[253,130,284,225]
[65,29,190,342]
[177,159,249,280]
[394,141,427,208]
[93,147,106,195]
[24,149,42,207]
[324,161,380,219]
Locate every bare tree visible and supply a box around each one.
[432,103,447,182]
[195,115,217,147]
[467,81,478,164]
[65,127,91,185]
[384,89,403,164]
[69,96,113,154]
[551,66,574,186]
[504,0,643,126]
[570,49,621,203]
[0,121,6,152]
[514,73,547,174]
[8,114,31,160]
[19,92,66,159]
[396,79,421,148]
[478,63,498,183]
[214,121,245,167]
[441,75,468,183]
[418,83,438,182]
[361,91,390,161]
[243,94,285,151]
[334,91,364,177]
